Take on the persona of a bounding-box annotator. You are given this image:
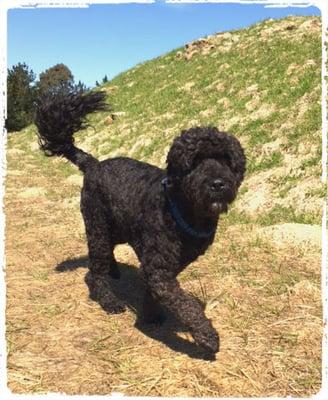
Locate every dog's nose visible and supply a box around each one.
[212,179,225,191]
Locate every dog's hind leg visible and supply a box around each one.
[81,197,125,313]
[81,188,121,279]
[85,223,121,280]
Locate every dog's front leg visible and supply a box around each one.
[144,268,219,354]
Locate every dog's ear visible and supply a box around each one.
[166,126,246,187]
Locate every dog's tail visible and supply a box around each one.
[35,90,108,173]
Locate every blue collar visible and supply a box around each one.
[161,177,216,239]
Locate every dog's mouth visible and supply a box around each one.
[211,201,228,214]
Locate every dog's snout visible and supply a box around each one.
[212,179,225,191]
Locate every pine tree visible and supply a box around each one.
[75,80,88,93]
[6,63,36,132]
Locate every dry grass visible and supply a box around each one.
[5,142,322,396]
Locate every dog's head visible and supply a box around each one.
[166,127,246,218]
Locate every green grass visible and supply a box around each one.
[256,205,318,226]
[248,151,283,173]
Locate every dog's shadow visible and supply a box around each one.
[56,256,215,361]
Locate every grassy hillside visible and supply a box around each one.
[11,16,323,225]
[6,16,323,396]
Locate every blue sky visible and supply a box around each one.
[8,2,321,88]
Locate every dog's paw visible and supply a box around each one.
[99,295,126,314]
[192,325,220,354]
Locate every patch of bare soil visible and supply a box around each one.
[258,223,322,247]
[176,17,320,62]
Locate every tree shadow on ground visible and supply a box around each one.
[56,256,215,361]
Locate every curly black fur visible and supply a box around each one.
[35,90,108,172]
[35,90,246,355]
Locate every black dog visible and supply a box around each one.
[35,90,246,354]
